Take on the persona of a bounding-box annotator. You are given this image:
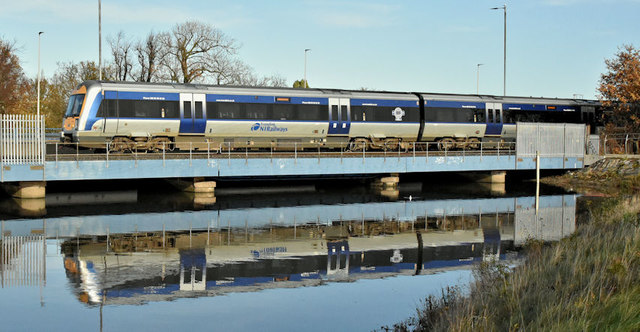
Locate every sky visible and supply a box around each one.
[1,0,640,99]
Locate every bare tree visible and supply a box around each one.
[135,31,167,82]
[160,21,238,83]
[108,31,134,81]
[211,58,286,87]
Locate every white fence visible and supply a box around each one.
[1,235,46,287]
[516,122,586,159]
[0,114,45,165]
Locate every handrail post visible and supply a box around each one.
[106,141,109,168]
[270,144,273,164]
[294,142,297,162]
[245,146,248,164]
[625,134,629,154]
[412,142,415,163]
[76,142,79,168]
[162,142,166,167]
[207,141,210,163]
[426,142,429,163]
[55,141,58,167]
[189,142,192,167]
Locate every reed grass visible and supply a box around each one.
[383,195,640,332]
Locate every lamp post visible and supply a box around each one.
[491,4,506,96]
[476,63,483,95]
[98,0,102,80]
[37,31,44,119]
[304,48,311,88]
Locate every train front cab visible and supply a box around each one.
[61,86,87,143]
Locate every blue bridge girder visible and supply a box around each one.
[0,151,582,183]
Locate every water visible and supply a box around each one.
[0,181,577,331]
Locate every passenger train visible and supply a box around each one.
[61,81,600,151]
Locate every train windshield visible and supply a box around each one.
[64,94,85,117]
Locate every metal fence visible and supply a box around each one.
[0,114,46,165]
[516,122,586,159]
[601,133,640,155]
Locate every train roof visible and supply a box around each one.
[78,80,599,106]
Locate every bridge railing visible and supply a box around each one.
[45,140,517,166]
[0,114,46,166]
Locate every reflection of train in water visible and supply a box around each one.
[61,81,600,152]
[52,194,576,306]
[61,218,509,305]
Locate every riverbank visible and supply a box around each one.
[384,160,640,331]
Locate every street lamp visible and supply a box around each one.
[491,4,506,96]
[304,48,311,88]
[37,31,44,119]
[98,0,102,80]
[476,63,483,95]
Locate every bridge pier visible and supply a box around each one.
[371,175,400,189]
[167,178,217,193]
[1,181,47,199]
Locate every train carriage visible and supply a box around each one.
[61,81,600,152]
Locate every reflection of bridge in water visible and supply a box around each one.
[0,193,578,305]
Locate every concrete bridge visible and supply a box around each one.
[1,115,588,198]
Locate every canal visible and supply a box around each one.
[0,179,576,331]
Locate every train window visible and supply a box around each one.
[161,101,180,118]
[474,110,485,123]
[331,105,338,121]
[487,110,494,123]
[194,101,203,119]
[273,104,294,120]
[216,102,242,119]
[246,103,270,119]
[425,108,474,123]
[502,110,514,123]
[350,106,364,121]
[64,94,85,117]
[118,100,135,118]
[183,101,192,118]
[97,99,118,118]
[297,104,326,121]
[340,105,348,121]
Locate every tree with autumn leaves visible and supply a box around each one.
[598,45,640,133]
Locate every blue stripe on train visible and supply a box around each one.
[350,99,418,107]
[104,91,180,101]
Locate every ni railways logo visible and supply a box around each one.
[251,122,288,132]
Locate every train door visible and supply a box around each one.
[485,103,503,135]
[179,93,207,134]
[328,98,350,135]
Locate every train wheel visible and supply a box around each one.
[348,138,368,151]
[384,139,400,151]
[150,137,172,152]
[467,138,481,150]
[437,138,456,151]
[110,137,134,153]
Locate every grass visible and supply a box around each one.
[383,195,640,332]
